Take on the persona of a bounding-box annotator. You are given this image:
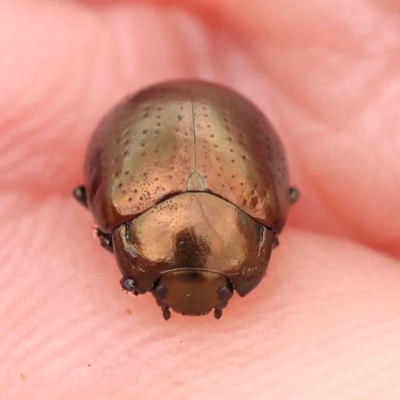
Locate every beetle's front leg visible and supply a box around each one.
[73,186,113,252]
[73,185,88,208]
[96,228,114,253]
[289,187,300,205]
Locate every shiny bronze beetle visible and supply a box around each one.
[74,80,299,320]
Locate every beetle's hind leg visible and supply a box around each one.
[289,187,300,205]
[73,185,88,208]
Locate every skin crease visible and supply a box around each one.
[0,0,399,398]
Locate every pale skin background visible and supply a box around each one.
[1,0,400,399]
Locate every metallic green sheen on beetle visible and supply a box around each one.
[74,80,299,320]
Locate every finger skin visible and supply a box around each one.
[138,0,400,255]
[1,198,400,399]
[1,1,400,399]
[1,1,399,254]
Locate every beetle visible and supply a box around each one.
[74,80,299,320]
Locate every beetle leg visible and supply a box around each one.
[214,308,223,319]
[73,185,88,208]
[120,277,139,296]
[74,186,113,252]
[273,235,280,249]
[289,187,300,204]
[162,307,171,320]
[214,286,233,319]
[152,284,168,301]
[218,286,234,303]
[96,229,114,253]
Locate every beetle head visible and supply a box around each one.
[151,270,233,318]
